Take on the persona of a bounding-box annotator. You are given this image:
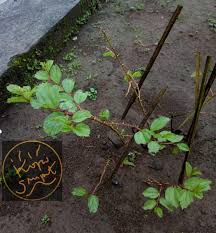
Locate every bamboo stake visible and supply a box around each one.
[194,51,201,107]
[178,59,216,184]
[110,87,167,179]
[121,5,183,120]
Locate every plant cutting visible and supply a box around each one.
[6,55,214,216]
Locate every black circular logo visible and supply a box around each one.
[2,140,62,201]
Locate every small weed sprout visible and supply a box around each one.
[87,87,98,101]
[123,151,138,167]
[208,17,216,32]
[67,60,81,74]
[63,49,77,61]
[132,3,145,11]
[41,214,50,225]
[85,74,93,81]
[159,0,172,7]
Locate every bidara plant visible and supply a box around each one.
[6,58,212,217]
[142,161,211,218]
[134,116,189,155]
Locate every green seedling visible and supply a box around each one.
[41,214,50,225]
[130,3,145,11]
[113,1,125,14]
[67,60,81,74]
[123,151,137,167]
[85,74,93,80]
[63,50,77,61]
[208,18,216,32]
[71,187,99,213]
[87,87,98,101]
[159,0,172,7]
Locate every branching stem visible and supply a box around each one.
[92,159,111,194]
[101,29,147,117]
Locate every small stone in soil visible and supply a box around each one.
[112,178,119,186]
[101,140,112,151]
[107,131,124,149]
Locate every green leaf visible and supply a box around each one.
[191,71,202,78]
[7,84,23,95]
[62,79,75,93]
[191,167,202,176]
[150,116,170,131]
[153,133,167,142]
[59,93,73,102]
[177,143,190,152]
[123,157,135,167]
[71,187,87,197]
[179,190,194,209]
[143,199,157,210]
[72,123,90,137]
[59,101,77,113]
[40,60,54,72]
[159,198,173,212]
[124,75,130,82]
[147,141,161,154]
[22,91,32,100]
[43,112,72,137]
[186,162,193,177]
[165,187,180,208]
[59,100,76,112]
[31,83,60,109]
[132,71,142,78]
[184,177,212,193]
[143,187,159,199]
[7,96,29,103]
[34,70,49,81]
[45,60,54,71]
[154,207,163,218]
[134,129,152,145]
[88,195,99,213]
[72,110,92,123]
[99,109,110,121]
[22,86,31,92]
[74,90,88,104]
[134,131,146,144]
[7,85,34,102]
[142,129,153,140]
[193,191,204,199]
[103,50,115,58]
[50,64,62,84]
[158,131,184,143]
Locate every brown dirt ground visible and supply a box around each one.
[0,0,216,232]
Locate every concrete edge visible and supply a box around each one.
[0,0,105,113]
